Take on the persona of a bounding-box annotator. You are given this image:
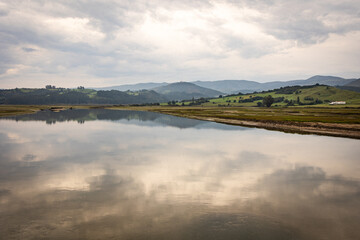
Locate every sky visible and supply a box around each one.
[0,0,359,88]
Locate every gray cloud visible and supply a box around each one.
[0,0,359,87]
[241,0,360,43]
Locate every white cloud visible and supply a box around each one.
[44,17,105,45]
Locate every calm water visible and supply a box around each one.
[0,109,359,240]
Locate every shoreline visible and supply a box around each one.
[1,105,359,139]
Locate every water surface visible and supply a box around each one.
[0,109,359,239]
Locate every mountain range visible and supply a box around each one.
[94,75,358,95]
[2,76,359,105]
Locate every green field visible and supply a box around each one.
[173,85,360,107]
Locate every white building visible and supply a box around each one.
[329,101,346,105]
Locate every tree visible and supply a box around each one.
[262,95,274,107]
[287,100,294,106]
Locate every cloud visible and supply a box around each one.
[238,0,360,41]
[22,47,37,52]
[0,0,359,87]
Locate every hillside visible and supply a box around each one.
[152,82,223,100]
[179,85,360,107]
[0,88,167,105]
[345,79,360,87]
[337,79,360,92]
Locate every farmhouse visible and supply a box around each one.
[329,101,346,105]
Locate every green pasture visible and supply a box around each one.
[172,85,360,107]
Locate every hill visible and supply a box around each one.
[335,79,360,93]
[0,88,167,105]
[152,82,223,100]
[178,85,360,107]
[345,79,360,87]
[337,86,360,93]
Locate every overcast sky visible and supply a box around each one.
[0,0,359,88]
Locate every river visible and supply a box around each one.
[0,109,359,239]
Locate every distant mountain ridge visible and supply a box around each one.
[94,82,167,91]
[94,75,357,94]
[194,76,356,93]
[191,80,261,94]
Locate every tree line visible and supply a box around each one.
[0,88,167,105]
